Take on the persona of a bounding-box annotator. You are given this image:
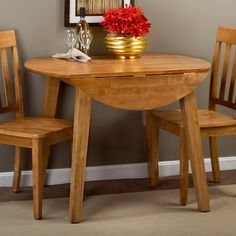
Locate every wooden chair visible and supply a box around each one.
[0,30,73,219]
[146,26,236,205]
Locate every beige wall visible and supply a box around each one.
[0,0,236,172]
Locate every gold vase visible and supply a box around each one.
[105,33,147,59]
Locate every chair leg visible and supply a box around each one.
[179,130,189,206]
[145,111,159,188]
[42,146,50,187]
[12,147,23,193]
[32,139,44,220]
[209,137,221,183]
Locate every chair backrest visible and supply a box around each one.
[209,26,236,111]
[0,30,24,118]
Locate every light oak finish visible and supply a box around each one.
[42,78,60,118]
[24,54,210,79]
[32,138,43,220]
[180,93,210,210]
[144,111,159,187]
[179,129,188,205]
[149,26,236,205]
[69,89,91,223]
[12,146,23,192]
[0,30,73,219]
[25,52,211,222]
[42,78,60,186]
[75,73,208,110]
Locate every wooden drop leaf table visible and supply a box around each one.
[25,54,211,223]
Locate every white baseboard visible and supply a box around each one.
[0,156,236,187]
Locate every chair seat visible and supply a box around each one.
[0,117,73,138]
[151,109,236,128]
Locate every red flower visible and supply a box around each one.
[100,5,151,37]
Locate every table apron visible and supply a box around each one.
[68,72,208,110]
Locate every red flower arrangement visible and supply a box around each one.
[101,5,151,37]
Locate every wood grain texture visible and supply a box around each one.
[0,30,74,220]
[148,27,236,206]
[180,92,210,211]
[228,50,236,102]
[219,44,231,100]
[209,41,221,111]
[12,147,24,193]
[25,57,210,110]
[179,129,189,206]
[217,26,236,44]
[0,48,13,106]
[151,109,236,128]
[209,137,221,182]
[24,54,210,80]
[0,118,73,138]
[11,45,24,118]
[0,133,32,147]
[25,53,211,222]
[0,30,16,48]
[210,26,236,110]
[32,138,43,220]
[150,107,235,200]
[76,73,208,110]
[201,125,236,137]
[42,77,60,186]
[69,89,91,223]
[42,78,60,118]
[144,111,159,188]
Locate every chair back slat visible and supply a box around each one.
[0,30,24,117]
[228,50,236,102]
[209,41,221,110]
[1,48,13,106]
[209,26,236,111]
[11,46,24,118]
[219,44,231,100]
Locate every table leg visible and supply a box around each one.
[144,111,159,188]
[180,91,210,212]
[42,77,60,184]
[43,77,60,117]
[69,88,91,223]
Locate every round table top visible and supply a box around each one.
[24,54,211,79]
